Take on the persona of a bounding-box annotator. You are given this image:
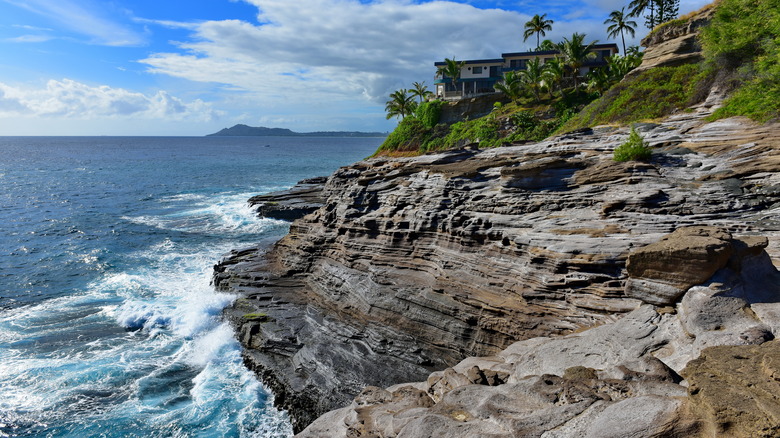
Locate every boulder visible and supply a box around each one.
[625,226,734,305]
[681,340,780,438]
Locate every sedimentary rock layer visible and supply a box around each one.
[298,227,780,437]
[248,176,327,221]
[214,103,780,431]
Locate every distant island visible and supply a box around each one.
[207,124,387,138]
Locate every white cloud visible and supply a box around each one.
[139,0,647,113]
[0,79,221,121]
[140,0,531,104]
[2,0,145,46]
[6,35,55,43]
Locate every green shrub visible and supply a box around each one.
[614,128,652,161]
[415,100,444,129]
[376,117,429,154]
[437,116,501,149]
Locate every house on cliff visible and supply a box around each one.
[434,43,619,99]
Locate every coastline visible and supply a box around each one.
[216,109,780,434]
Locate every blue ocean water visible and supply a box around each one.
[0,136,383,437]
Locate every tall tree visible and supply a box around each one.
[408,81,433,103]
[656,0,680,25]
[629,0,678,29]
[605,7,637,54]
[542,57,566,98]
[436,58,465,94]
[523,14,554,49]
[520,57,547,102]
[556,33,598,91]
[628,0,652,28]
[385,89,417,120]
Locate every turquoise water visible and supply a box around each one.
[0,136,382,437]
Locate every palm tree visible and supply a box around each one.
[556,33,598,91]
[385,89,417,120]
[625,45,642,59]
[520,58,547,102]
[436,58,465,96]
[629,0,656,29]
[538,39,557,52]
[586,67,613,95]
[605,7,637,53]
[606,53,642,80]
[494,70,524,101]
[523,14,554,49]
[542,57,566,98]
[408,81,433,103]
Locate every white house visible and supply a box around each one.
[435,43,620,99]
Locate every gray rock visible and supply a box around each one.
[215,108,780,433]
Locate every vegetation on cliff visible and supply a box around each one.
[700,0,780,122]
[563,0,780,130]
[375,94,589,156]
[613,127,652,161]
[377,0,778,157]
[557,63,715,131]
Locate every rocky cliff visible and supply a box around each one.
[213,5,780,435]
[215,103,780,434]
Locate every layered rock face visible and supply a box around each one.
[299,226,780,437]
[214,7,780,433]
[248,176,327,221]
[215,99,780,432]
[628,5,716,76]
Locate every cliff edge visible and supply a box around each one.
[213,3,780,435]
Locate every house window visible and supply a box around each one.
[472,66,483,74]
[509,59,527,70]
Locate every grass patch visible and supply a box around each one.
[700,0,780,122]
[242,312,270,322]
[557,63,716,132]
[375,117,429,155]
[614,128,652,161]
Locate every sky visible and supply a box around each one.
[0,0,712,136]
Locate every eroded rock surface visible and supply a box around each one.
[214,103,780,432]
[629,5,715,76]
[298,229,780,437]
[248,176,327,221]
[681,340,780,438]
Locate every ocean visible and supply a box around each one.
[0,136,384,437]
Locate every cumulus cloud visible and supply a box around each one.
[0,79,220,121]
[139,0,645,109]
[140,0,531,104]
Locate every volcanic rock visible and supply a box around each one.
[248,176,327,221]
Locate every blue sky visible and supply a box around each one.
[0,0,711,135]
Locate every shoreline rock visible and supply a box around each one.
[248,176,328,221]
[298,227,780,437]
[215,108,780,433]
[215,12,780,431]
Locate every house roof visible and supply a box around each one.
[433,43,620,67]
[434,58,505,66]
[502,43,619,58]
